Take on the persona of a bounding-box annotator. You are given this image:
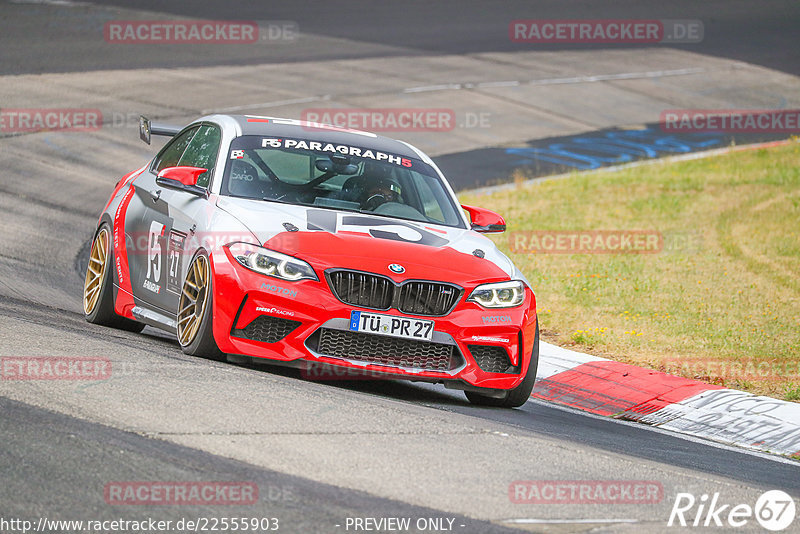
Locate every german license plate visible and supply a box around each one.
[349,311,434,341]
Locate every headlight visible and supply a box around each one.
[227,242,318,282]
[467,280,526,308]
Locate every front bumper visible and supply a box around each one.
[210,247,538,390]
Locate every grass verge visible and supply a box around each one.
[459,141,800,400]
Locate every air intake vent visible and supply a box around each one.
[232,316,301,343]
[468,344,517,374]
[314,328,461,371]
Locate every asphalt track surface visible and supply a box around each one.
[1,396,520,534]
[435,125,798,190]
[1,1,799,533]
[3,0,798,76]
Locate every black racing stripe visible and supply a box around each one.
[341,215,449,247]
[306,209,337,232]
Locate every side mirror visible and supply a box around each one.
[462,204,506,233]
[156,166,208,197]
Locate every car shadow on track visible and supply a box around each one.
[231,356,481,407]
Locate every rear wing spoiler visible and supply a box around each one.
[139,115,182,145]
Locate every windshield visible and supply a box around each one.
[220,135,465,228]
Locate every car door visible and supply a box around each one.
[126,124,221,315]
[159,124,222,311]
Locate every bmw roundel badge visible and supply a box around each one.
[388,264,405,274]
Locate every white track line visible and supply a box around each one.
[502,518,638,524]
[207,67,709,112]
[525,67,708,86]
[404,67,709,93]
[206,95,331,114]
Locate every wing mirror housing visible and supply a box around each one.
[462,204,506,233]
[155,166,208,197]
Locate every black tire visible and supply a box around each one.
[177,251,226,361]
[465,319,539,408]
[83,224,145,333]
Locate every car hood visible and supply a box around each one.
[216,196,518,284]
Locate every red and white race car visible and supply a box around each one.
[83,115,538,407]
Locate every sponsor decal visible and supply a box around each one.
[142,221,166,294]
[255,306,295,317]
[142,279,161,294]
[259,282,298,298]
[470,335,510,343]
[305,210,450,247]
[113,186,136,288]
[166,231,185,293]
[261,138,412,168]
[341,216,448,246]
[482,315,512,324]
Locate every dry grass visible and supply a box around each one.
[460,142,800,400]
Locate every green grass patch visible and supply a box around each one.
[460,142,800,400]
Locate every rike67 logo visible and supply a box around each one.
[668,490,796,531]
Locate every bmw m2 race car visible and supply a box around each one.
[83,115,538,407]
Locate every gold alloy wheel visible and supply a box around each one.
[177,254,210,347]
[83,228,110,315]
